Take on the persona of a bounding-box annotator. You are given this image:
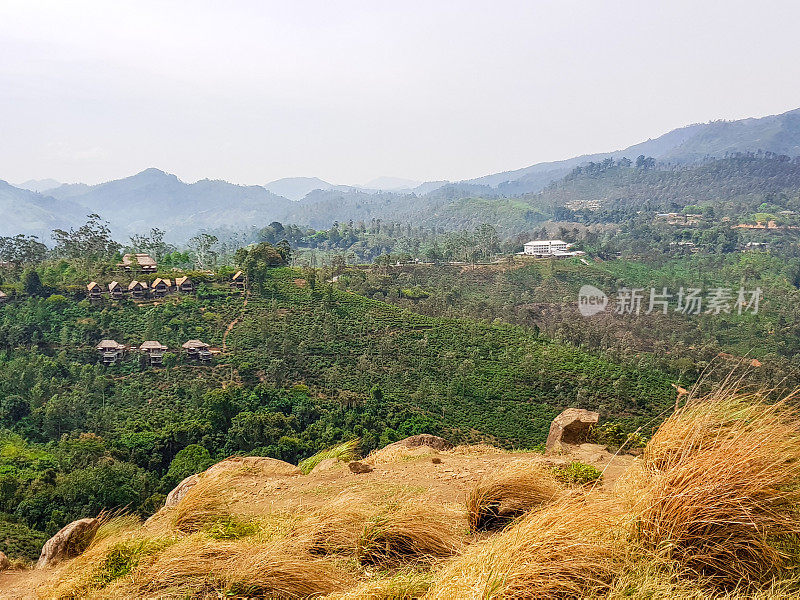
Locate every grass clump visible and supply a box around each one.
[204,514,259,540]
[628,392,800,589]
[554,461,603,486]
[299,438,361,474]
[426,497,624,599]
[466,461,562,532]
[356,501,462,566]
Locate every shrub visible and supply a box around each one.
[553,461,603,486]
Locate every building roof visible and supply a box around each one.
[0,290,7,298]
[108,281,121,290]
[175,276,191,286]
[87,281,101,290]
[152,278,172,287]
[120,253,157,267]
[524,239,567,246]
[128,280,147,290]
[232,270,244,281]
[182,339,210,349]
[97,340,124,350]
[140,341,167,351]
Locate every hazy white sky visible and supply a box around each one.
[2,0,799,186]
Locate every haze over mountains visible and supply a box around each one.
[5,107,800,241]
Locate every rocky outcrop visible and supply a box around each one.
[387,434,454,452]
[348,461,374,474]
[165,473,201,508]
[37,518,99,569]
[545,408,599,453]
[205,456,301,478]
[0,551,10,571]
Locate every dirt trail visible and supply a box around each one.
[222,291,249,352]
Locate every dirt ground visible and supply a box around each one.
[0,443,635,599]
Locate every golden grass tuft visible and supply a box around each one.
[172,473,233,533]
[130,536,348,598]
[629,392,800,588]
[356,501,463,566]
[466,461,563,532]
[330,569,433,599]
[298,492,464,566]
[425,496,625,599]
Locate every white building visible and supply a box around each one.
[523,239,569,256]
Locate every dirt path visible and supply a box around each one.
[222,291,249,353]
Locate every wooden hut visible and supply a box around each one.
[87,281,103,301]
[0,290,8,304]
[108,281,125,300]
[97,340,125,365]
[151,278,172,298]
[175,276,194,293]
[140,341,168,366]
[118,253,157,273]
[128,280,148,300]
[182,339,212,362]
[231,270,246,290]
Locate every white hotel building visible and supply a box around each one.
[523,239,571,256]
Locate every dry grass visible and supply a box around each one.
[130,536,347,598]
[629,392,800,588]
[172,473,233,533]
[466,461,563,531]
[425,496,625,599]
[356,501,463,566]
[298,492,464,567]
[330,569,433,599]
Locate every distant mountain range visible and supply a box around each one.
[4,107,800,241]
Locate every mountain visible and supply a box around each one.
[462,108,800,195]
[264,177,335,201]
[361,176,422,191]
[14,178,62,193]
[48,168,293,241]
[0,181,85,239]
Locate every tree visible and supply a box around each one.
[23,270,45,297]
[128,228,175,262]
[0,235,47,266]
[188,233,219,269]
[236,242,288,289]
[51,214,120,262]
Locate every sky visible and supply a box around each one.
[1,0,800,187]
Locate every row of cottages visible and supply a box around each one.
[87,278,195,301]
[96,339,212,365]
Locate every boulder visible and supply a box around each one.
[37,518,99,569]
[164,473,201,508]
[387,434,453,452]
[0,551,10,571]
[348,461,374,474]
[545,408,599,453]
